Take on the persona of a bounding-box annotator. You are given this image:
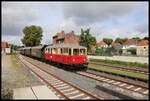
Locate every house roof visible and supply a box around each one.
[1,42,8,48]
[97,41,107,47]
[138,40,149,45]
[111,43,121,46]
[123,39,140,46]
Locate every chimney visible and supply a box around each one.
[71,30,74,34]
[62,30,64,34]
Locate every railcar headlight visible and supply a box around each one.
[50,56,52,58]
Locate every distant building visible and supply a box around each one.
[110,42,123,49]
[52,30,79,45]
[122,39,140,54]
[1,42,8,53]
[122,39,140,49]
[136,40,149,56]
[97,41,108,48]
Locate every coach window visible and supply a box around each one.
[73,49,79,55]
[64,48,68,55]
[47,48,48,53]
[55,48,58,54]
[69,48,71,55]
[49,48,51,54]
[46,48,48,53]
[53,48,56,54]
[51,48,52,54]
[45,48,47,53]
[60,48,63,54]
[80,49,85,55]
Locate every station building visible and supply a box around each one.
[52,30,79,45]
[52,30,96,54]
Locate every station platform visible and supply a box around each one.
[13,85,59,99]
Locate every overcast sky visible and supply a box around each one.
[2,1,148,46]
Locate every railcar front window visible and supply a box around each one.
[73,49,79,55]
[80,49,85,55]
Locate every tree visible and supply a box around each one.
[103,38,113,46]
[95,46,105,56]
[127,48,136,55]
[122,38,128,43]
[79,28,97,52]
[115,37,128,44]
[132,37,141,41]
[21,25,43,47]
[115,37,122,44]
[143,37,149,40]
[105,46,115,56]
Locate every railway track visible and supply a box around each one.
[89,62,149,75]
[76,70,149,96]
[16,55,102,100]
[17,54,149,98]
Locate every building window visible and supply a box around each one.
[140,50,143,55]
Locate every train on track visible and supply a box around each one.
[19,43,88,70]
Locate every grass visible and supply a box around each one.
[89,58,148,69]
[88,64,149,80]
[10,54,21,70]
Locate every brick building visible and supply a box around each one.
[1,42,8,53]
[52,30,79,45]
[1,42,12,54]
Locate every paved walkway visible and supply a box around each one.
[88,55,149,64]
[1,54,59,99]
[13,85,59,99]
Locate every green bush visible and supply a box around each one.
[127,48,136,55]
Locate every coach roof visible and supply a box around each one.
[24,47,32,49]
[31,45,44,49]
[46,43,86,49]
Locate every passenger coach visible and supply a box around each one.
[45,43,88,69]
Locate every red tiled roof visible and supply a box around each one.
[97,41,107,47]
[111,43,121,46]
[139,40,149,45]
[123,39,140,46]
[1,42,7,48]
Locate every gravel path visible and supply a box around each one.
[1,54,44,99]
[88,55,149,64]
[22,55,148,100]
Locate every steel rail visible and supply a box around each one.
[76,71,149,96]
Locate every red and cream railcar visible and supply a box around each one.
[44,44,88,68]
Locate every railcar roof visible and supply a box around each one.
[31,45,45,49]
[46,43,86,49]
[18,48,24,50]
